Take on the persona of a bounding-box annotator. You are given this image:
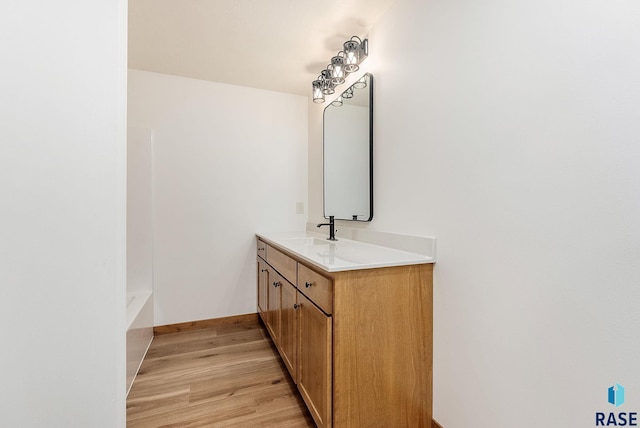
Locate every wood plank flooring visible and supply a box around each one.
[127,318,315,427]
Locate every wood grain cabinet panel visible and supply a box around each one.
[266,271,282,343]
[257,258,269,318]
[257,239,267,258]
[266,244,297,284]
[297,292,332,428]
[332,264,433,427]
[256,238,433,428]
[297,263,333,315]
[279,279,298,382]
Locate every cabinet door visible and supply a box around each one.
[257,258,269,317]
[279,280,298,382]
[266,272,282,343]
[297,292,332,428]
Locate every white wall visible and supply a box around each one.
[310,0,640,426]
[129,70,308,326]
[0,1,127,427]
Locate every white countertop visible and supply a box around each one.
[256,231,434,272]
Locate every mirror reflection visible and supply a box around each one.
[323,73,373,221]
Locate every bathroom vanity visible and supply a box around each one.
[256,232,435,428]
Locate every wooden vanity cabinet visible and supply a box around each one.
[256,238,433,428]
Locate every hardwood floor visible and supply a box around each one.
[127,318,315,427]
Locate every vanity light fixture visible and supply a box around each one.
[310,35,368,103]
[331,95,343,107]
[343,36,368,72]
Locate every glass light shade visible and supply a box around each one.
[331,56,346,84]
[322,80,335,95]
[321,70,335,95]
[312,80,325,103]
[343,40,360,72]
[331,95,343,107]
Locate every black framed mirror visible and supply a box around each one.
[322,73,373,221]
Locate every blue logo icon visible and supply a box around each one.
[609,384,625,407]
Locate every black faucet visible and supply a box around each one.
[317,215,337,241]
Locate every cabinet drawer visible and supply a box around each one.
[257,239,267,259]
[298,263,333,315]
[266,244,297,285]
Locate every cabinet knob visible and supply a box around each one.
[261,269,267,272]
[305,282,312,288]
[293,303,300,309]
[272,281,281,288]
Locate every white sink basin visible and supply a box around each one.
[282,237,331,246]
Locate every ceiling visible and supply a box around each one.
[128,0,396,97]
